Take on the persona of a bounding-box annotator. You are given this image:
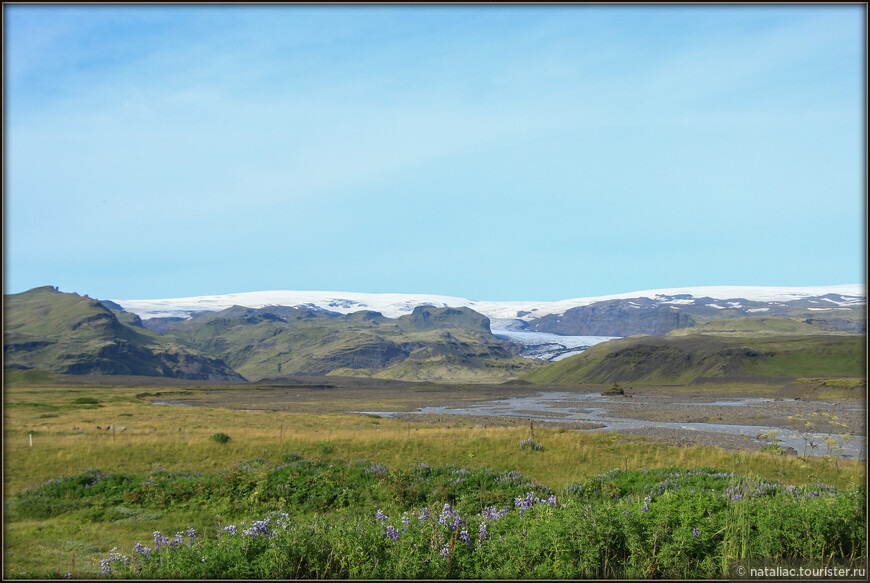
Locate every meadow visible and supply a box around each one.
[3,378,866,578]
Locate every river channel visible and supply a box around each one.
[360,391,866,460]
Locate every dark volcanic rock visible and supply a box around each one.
[527,300,696,336]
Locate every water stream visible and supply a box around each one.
[359,391,866,460]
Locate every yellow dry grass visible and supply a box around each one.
[4,383,864,494]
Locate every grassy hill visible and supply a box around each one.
[4,287,244,380]
[523,333,866,386]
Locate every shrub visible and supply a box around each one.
[210,432,231,444]
[71,397,100,405]
[519,439,543,451]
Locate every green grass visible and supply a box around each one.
[740,336,866,378]
[4,287,242,379]
[799,377,866,390]
[4,381,866,578]
[8,462,864,579]
[666,316,853,337]
[523,334,866,386]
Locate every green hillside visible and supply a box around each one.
[523,333,866,386]
[4,287,244,380]
[665,316,854,337]
[158,305,538,382]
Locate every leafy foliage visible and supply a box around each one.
[9,460,865,579]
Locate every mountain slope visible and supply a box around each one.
[522,333,866,386]
[157,304,536,381]
[4,287,244,380]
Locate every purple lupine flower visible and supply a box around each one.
[385,525,400,541]
[622,510,631,514]
[365,462,389,475]
[641,503,649,513]
[438,504,452,526]
[459,530,472,548]
[243,519,273,537]
[100,559,111,575]
[223,525,237,535]
[478,522,488,542]
[547,494,557,507]
[732,494,743,501]
[692,527,700,539]
[153,531,171,549]
[440,545,450,558]
[186,527,197,540]
[201,557,207,563]
[417,507,430,521]
[375,509,389,523]
[519,438,543,450]
[480,506,509,521]
[514,491,538,514]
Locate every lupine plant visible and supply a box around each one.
[519,438,543,451]
[86,462,864,579]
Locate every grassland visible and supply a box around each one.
[3,375,866,578]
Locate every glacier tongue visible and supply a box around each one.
[490,326,619,361]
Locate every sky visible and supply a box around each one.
[3,4,866,302]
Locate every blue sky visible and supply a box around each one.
[4,4,866,301]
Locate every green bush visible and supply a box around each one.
[99,470,866,579]
[12,461,865,579]
[210,432,231,444]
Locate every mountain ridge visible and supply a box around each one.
[110,285,866,339]
[5,285,865,384]
[3,287,536,383]
[110,284,866,320]
[4,287,245,381]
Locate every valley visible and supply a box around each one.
[3,284,866,578]
[3,372,865,578]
